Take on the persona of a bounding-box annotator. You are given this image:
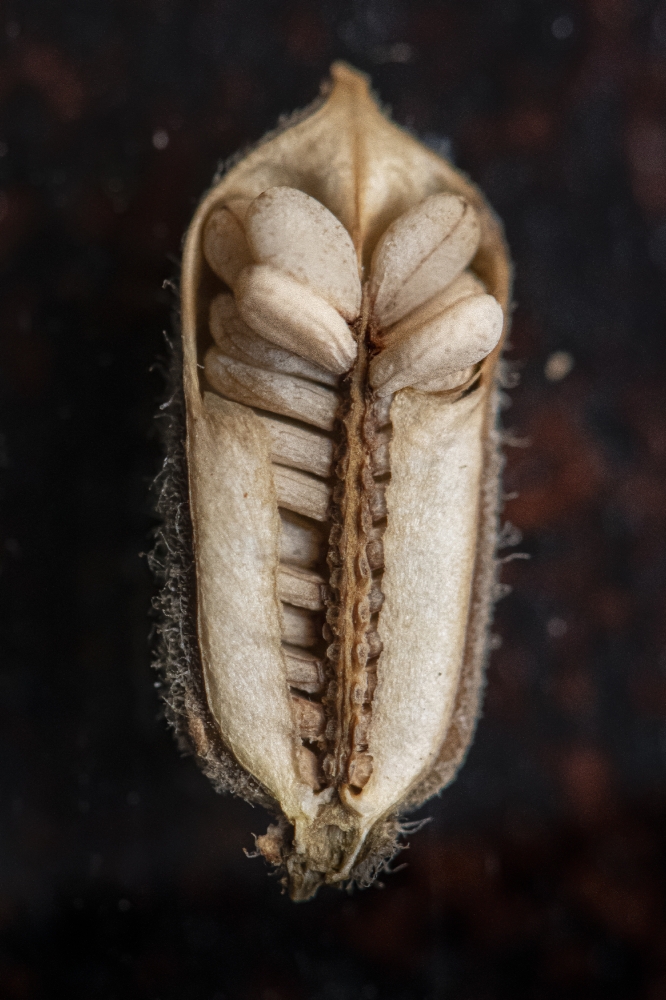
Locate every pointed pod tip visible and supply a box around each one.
[328,61,373,101]
[322,59,379,119]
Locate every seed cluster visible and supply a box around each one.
[201,176,502,804]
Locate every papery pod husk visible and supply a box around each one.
[152,63,512,900]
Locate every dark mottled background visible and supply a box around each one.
[1,0,666,996]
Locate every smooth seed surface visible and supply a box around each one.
[245,186,362,321]
[210,293,338,386]
[281,603,320,649]
[273,465,332,522]
[370,294,503,396]
[382,270,486,347]
[370,194,481,326]
[203,205,253,288]
[236,265,357,375]
[278,512,325,569]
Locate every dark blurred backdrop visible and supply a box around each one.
[2,0,666,997]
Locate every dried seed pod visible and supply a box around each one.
[155,63,512,900]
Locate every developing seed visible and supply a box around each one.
[281,603,320,648]
[210,293,338,386]
[284,647,326,695]
[278,511,326,569]
[204,349,339,431]
[235,265,357,375]
[278,565,326,611]
[347,752,373,790]
[370,294,504,396]
[273,465,331,522]
[290,694,326,741]
[203,202,253,288]
[256,414,334,478]
[245,186,362,321]
[369,193,481,327]
[382,270,486,344]
[295,745,322,790]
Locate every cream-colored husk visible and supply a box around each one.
[190,394,331,823]
[340,388,485,820]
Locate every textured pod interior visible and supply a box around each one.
[175,63,512,899]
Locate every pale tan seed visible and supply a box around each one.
[283,647,326,695]
[381,270,486,345]
[366,539,384,571]
[235,265,357,375]
[368,584,384,614]
[347,752,373,790]
[370,193,481,327]
[369,429,391,476]
[256,414,334,478]
[278,511,325,569]
[412,366,478,394]
[209,291,248,347]
[351,710,372,748]
[210,293,338,386]
[273,465,331,522]
[369,484,387,521]
[281,603,320,649]
[290,694,326,740]
[374,395,393,429]
[278,565,326,611]
[366,524,385,570]
[294,745,322,790]
[204,348,339,431]
[370,294,503,396]
[366,631,383,658]
[244,186,362,321]
[202,204,253,288]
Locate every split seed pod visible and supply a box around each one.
[154,63,512,900]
